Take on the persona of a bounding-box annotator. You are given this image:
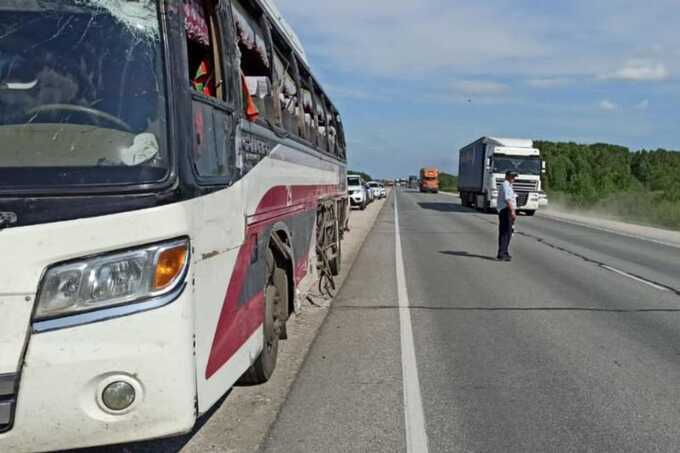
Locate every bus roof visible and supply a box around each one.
[258,0,308,65]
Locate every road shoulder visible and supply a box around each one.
[440,191,680,249]
[180,195,391,453]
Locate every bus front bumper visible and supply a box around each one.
[0,290,196,453]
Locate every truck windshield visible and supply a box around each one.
[0,0,168,191]
[348,177,361,186]
[493,156,542,176]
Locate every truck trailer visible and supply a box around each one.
[419,168,439,193]
[458,137,545,215]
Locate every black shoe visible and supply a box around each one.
[502,255,512,262]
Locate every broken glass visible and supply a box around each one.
[0,0,168,190]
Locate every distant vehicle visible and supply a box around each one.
[458,137,545,216]
[408,176,419,190]
[368,181,386,199]
[365,182,375,203]
[420,168,440,193]
[347,175,368,210]
[378,183,387,198]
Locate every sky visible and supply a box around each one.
[276,0,680,178]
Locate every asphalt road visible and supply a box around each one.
[262,189,680,452]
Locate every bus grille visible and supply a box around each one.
[0,374,17,433]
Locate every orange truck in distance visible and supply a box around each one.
[419,168,440,193]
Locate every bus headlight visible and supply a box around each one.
[35,239,189,320]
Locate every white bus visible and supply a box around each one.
[0,1,348,451]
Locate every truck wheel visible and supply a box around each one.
[239,249,287,385]
[524,210,536,217]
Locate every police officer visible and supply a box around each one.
[497,171,518,261]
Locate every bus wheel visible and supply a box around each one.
[241,249,288,385]
[329,234,342,277]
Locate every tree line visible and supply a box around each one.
[439,172,459,192]
[349,170,373,182]
[536,140,680,228]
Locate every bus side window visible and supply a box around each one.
[184,0,233,180]
[326,105,338,157]
[231,1,276,123]
[300,82,314,142]
[312,86,327,150]
[336,114,347,159]
[184,0,223,100]
[274,50,298,135]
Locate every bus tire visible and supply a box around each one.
[240,249,287,385]
[329,234,341,276]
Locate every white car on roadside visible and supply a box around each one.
[368,181,386,199]
[347,175,368,210]
[365,183,375,203]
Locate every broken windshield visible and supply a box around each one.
[0,0,168,191]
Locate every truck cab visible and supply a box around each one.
[459,138,545,215]
[419,168,440,193]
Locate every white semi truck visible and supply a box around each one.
[458,137,546,216]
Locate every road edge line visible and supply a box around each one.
[394,189,430,453]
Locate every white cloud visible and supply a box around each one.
[526,78,570,88]
[277,0,545,78]
[634,99,650,110]
[324,84,391,102]
[277,0,680,81]
[603,60,670,81]
[599,100,619,111]
[450,80,509,96]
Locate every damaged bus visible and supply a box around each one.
[0,0,347,450]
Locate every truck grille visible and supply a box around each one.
[0,374,17,433]
[517,192,529,207]
[496,179,539,192]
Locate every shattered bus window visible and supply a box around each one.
[0,0,168,190]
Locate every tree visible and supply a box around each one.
[349,170,373,182]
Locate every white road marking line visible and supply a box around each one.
[442,191,680,250]
[600,265,670,292]
[394,190,430,453]
[539,213,680,250]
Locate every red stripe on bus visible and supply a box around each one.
[247,204,307,227]
[204,232,261,379]
[205,184,343,379]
